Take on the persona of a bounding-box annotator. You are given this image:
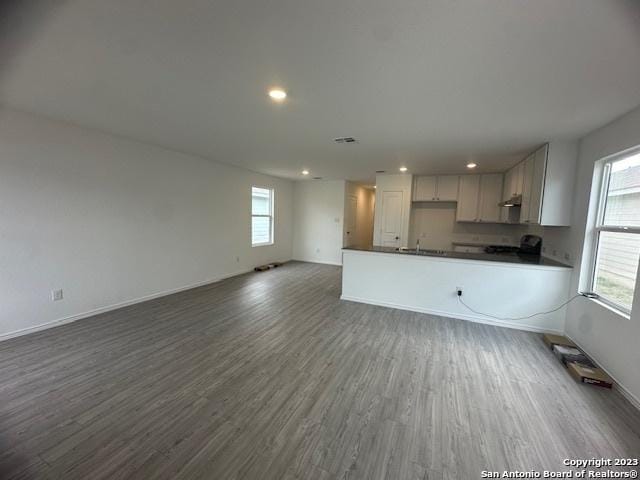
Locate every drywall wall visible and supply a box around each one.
[292,180,346,265]
[0,108,293,339]
[344,182,375,249]
[342,249,571,333]
[409,203,525,250]
[373,174,412,247]
[561,105,640,406]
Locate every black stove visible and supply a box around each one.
[484,234,542,255]
[484,245,520,254]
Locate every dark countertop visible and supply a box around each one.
[342,245,572,268]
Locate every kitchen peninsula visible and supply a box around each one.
[341,246,572,333]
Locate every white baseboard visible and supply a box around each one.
[0,268,254,342]
[565,334,640,411]
[292,258,342,266]
[340,295,564,335]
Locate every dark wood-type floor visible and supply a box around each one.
[1,262,639,479]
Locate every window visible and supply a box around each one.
[251,186,274,246]
[587,149,640,314]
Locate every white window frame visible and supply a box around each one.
[251,186,274,247]
[585,146,640,316]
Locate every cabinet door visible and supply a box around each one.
[500,170,514,223]
[519,154,535,224]
[436,175,459,201]
[514,162,525,196]
[478,174,503,223]
[503,168,515,201]
[527,145,548,224]
[413,176,437,201]
[456,175,480,222]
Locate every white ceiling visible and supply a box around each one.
[2,0,640,182]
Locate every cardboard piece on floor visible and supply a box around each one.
[542,333,577,349]
[552,344,594,367]
[567,362,613,389]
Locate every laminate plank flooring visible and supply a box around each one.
[1,261,639,479]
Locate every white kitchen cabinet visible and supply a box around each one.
[413,176,437,201]
[456,174,503,223]
[413,175,459,202]
[514,162,524,196]
[519,153,535,224]
[501,169,514,223]
[526,144,547,224]
[456,175,481,222]
[517,141,577,226]
[503,163,524,201]
[503,168,516,202]
[478,174,503,223]
[435,175,459,201]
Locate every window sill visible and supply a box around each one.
[586,296,631,320]
[252,242,274,248]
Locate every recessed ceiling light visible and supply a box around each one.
[268,89,287,101]
[399,166,408,172]
[467,162,477,169]
[301,169,309,175]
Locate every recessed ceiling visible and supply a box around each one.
[1,0,640,182]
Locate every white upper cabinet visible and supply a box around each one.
[413,175,459,201]
[527,144,548,224]
[518,141,577,226]
[503,168,516,202]
[478,174,503,223]
[436,175,459,201]
[456,175,480,222]
[519,153,535,224]
[503,162,525,201]
[456,174,503,223]
[514,162,524,196]
[413,176,437,201]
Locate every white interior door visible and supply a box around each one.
[345,195,358,247]
[380,191,403,247]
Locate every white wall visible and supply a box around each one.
[344,182,375,249]
[0,108,293,339]
[342,250,571,333]
[558,105,640,406]
[373,174,412,247]
[409,203,524,250]
[292,180,346,265]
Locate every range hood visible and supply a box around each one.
[500,194,522,208]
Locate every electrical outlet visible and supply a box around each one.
[564,252,570,261]
[552,249,558,257]
[542,246,546,253]
[455,286,463,296]
[51,289,63,301]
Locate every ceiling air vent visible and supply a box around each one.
[334,137,357,144]
[312,177,323,180]
[375,170,386,174]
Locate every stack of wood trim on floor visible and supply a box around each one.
[542,334,613,389]
[254,262,284,272]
